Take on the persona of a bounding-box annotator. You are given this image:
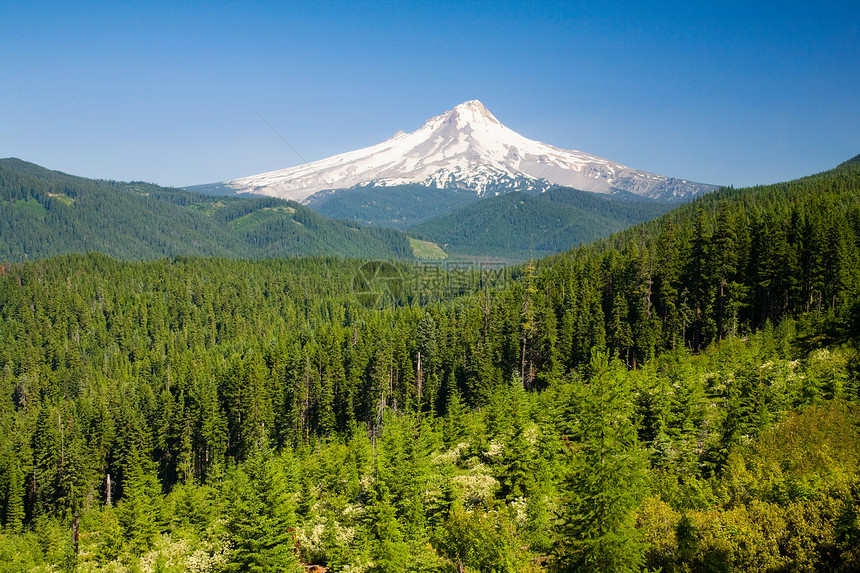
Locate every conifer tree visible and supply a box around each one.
[416,312,438,403]
[555,349,647,573]
[4,462,24,532]
[117,445,160,555]
[498,378,536,502]
[367,484,408,573]
[225,448,301,572]
[443,376,467,446]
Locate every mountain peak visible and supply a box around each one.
[223,102,718,202]
[439,100,501,128]
[454,99,489,113]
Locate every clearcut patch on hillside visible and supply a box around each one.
[409,237,447,260]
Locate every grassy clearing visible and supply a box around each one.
[409,237,447,259]
[188,200,226,216]
[47,193,75,206]
[13,198,47,219]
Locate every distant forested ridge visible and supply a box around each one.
[0,158,413,261]
[1,158,676,263]
[0,156,859,571]
[410,186,674,261]
[307,181,675,262]
[306,183,485,230]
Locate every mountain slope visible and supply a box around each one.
[0,158,413,261]
[410,187,675,261]
[539,153,860,353]
[590,153,860,258]
[306,183,484,230]
[213,100,718,202]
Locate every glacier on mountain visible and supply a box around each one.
[223,100,717,203]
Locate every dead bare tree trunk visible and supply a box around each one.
[416,351,423,401]
[72,513,80,555]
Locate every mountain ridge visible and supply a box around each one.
[0,158,414,262]
[205,100,719,203]
[410,187,675,261]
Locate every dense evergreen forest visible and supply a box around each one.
[306,184,485,230]
[1,155,860,572]
[0,159,413,261]
[308,181,674,261]
[410,188,673,261]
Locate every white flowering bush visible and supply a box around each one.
[523,424,539,445]
[508,496,528,528]
[485,439,504,459]
[295,514,357,566]
[451,472,499,504]
[137,536,191,573]
[185,546,230,573]
[76,562,129,573]
[74,532,231,573]
[432,441,468,465]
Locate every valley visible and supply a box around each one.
[1,154,859,571]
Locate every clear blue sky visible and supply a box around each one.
[2,0,858,189]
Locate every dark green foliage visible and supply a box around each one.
[0,155,858,570]
[540,153,860,359]
[0,158,413,261]
[307,183,484,229]
[410,187,674,261]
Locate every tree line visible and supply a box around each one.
[0,158,413,262]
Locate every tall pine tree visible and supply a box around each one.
[555,349,648,572]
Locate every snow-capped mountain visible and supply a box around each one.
[223,100,717,202]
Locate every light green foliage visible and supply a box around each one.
[230,205,296,231]
[408,237,448,260]
[554,349,648,573]
[0,530,53,573]
[13,198,48,219]
[367,484,409,573]
[117,448,162,556]
[224,448,301,573]
[638,402,860,572]
[93,508,124,563]
[434,502,526,573]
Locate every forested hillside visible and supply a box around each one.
[572,153,860,358]
[0,156,859,572]
[306,184,484,230]
[410,187,672,261]
[0,159,413,261]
